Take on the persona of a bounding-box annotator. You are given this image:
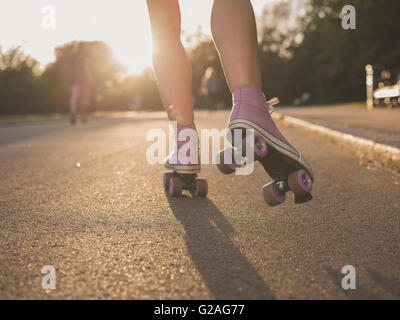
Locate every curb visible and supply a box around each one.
[273,113,400,174]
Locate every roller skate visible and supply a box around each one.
[216,86,314,206]
[163,123,208,197]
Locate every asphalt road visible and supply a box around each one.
[0,111,399,299]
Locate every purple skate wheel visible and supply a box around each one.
[288,169,312,196]
[169,177,183,197]
[262,182,286,207]
[216,148,240,175]
[254,134,268,158]
[194,178,208,197]
[163,172,173,189]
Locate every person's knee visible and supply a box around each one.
[152,27,181,49]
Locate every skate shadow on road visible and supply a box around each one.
[167,194,275,299]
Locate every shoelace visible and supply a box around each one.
[265,97,279,114]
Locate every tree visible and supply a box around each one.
[259,0,400,104]
[42,40,125,112]
[0,46,43,114]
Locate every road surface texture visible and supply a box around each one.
[278,105,400,148]
[0,111,399,299]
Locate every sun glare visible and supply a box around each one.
[0,0,273,74]
[85,0,153,74]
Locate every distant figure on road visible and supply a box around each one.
[198,66,218,108]
[134,94,143,110]
[69,51,90,125]
[146,0,314,205]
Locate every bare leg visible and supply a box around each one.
[146,0,194,125]
[211,0,262,92]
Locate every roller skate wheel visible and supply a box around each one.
[169,177,183,197]
[262,181,286,206]
[288,169,312,196]
[216,148,240,175]
[194,178,208,197]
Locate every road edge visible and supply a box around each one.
[273,112,400,174]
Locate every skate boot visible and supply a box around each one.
[163,123,208,197]
[216,86,314,206]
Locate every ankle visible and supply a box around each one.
[232,86,265,107]
[174,122,198,147]
[177,122,196,131]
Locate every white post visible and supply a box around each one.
[365,64,374,110]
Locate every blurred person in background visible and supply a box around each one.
[198,66,218,109]
[69,50,90,125]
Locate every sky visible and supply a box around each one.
[0,0,278,74]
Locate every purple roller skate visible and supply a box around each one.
[163,123,207,197]
[216,86,314,206]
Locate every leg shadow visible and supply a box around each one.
[367,269,400,299]
[324,266,381,299]
[167,194,274,299]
